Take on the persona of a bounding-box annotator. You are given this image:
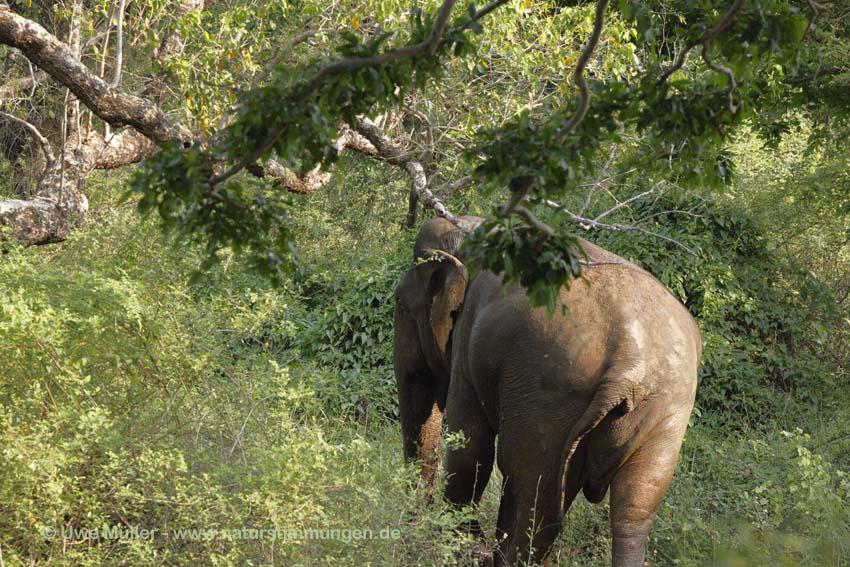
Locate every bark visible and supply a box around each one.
[0,127,158,243]
[245,118,469,231]
[246,127,378,194]
[0,6,192,144]
[0,4,196,245]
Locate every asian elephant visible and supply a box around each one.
[393,216,701,567]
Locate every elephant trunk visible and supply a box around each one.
[394,303,444,488]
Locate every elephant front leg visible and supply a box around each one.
[398,378,443,488]
[443,378,497,562]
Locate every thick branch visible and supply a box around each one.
[246,127,378,194]
[0,6,191,143]
[353,116,470,232]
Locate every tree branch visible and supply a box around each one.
[208,0,514,189]
[435,175,473,196]
[0,70,47,100]
[592,181,664,223]
[353,115,470,231]
[554,0,609,144]
[209,0,460,188]
[539,198,697,256]
[782,65,843,85]
[0,111,54,163]
[657,0,746,85]
[110,0,127,87]
[701,44,738,113]
[458,0,512,32]
[803,0,826,38]
[0,6,191,144]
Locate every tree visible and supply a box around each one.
[1,0,847,307]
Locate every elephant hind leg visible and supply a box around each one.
[608,411,690,567]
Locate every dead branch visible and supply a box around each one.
[0,111,54,163]
[353,115,470,231]
[592,181,664,222]
[540,197,697,256]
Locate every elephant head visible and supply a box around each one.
[393,216,481,485]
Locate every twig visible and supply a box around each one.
[637,208,705,223]
[435,175,473,196]
[804,0,826,38]
[554,0,609,144]
[578,146,619,215]
[541,198,697,256]
[0,111,55,164]
[458,0,513,32]
[579,259,625,267]
[657,0,746,85]
[514,205,556,238]
[593,181,664,223]
[500,176,535,217]
[782,65,843,85]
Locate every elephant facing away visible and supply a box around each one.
[393,216,701,567]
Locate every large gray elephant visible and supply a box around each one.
[393,216,701,566]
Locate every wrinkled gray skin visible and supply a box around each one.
[394,216,701,567]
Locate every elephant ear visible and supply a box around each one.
[415,250,468,356]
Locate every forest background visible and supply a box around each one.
[0,0,848,565]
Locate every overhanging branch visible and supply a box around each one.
[0,6,191,143]
[554,0,609,144]
[657,0,746,86]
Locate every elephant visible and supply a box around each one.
[393,216,701,567]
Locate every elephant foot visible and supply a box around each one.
[454,540,493,567]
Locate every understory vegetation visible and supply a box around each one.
[2,126,848,566]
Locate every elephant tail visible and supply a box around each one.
[556,381,643,520]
